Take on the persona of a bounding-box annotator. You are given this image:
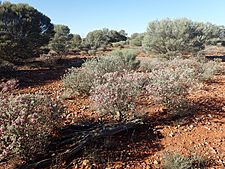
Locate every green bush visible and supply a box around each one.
[129,33,145,46]
[0,93,63,161]
[62,68,95,96]
[0,2,54,63]
[143,18,225,55]
[63,49,140,96]
[88,50,97,55]
[49,24,73,54]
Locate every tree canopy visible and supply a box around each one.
[0,2,54,63]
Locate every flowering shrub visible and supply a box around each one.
[146,66,202,113]
[0,93,63,161]
[90,71,151,121]
[140,56,221,81]
[0,79,18,93]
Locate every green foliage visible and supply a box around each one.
[83,28,127,49]
[88,49,97,55]
[49,24,73,53]
[0,92,63,161]
[70,34,82,49]
[129,33,145,46]
[162,152,206,169]
[62,67,95,96]
[0,2,54,63]
[62,49,140,96]
[143,18,225,55]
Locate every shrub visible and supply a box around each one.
[162,152,206,169]
[140,56,221,81]
[90,71,150,121]
[49,24,73,54]
[0,2,54,63]
[62,49,140,96]
[62,67,95,96]
[0,59,16,73]
[129,33,145,46]
[143,18,225,55]
[88,50,97,55]
[146,65,202,113]
[0,79,18,93]
[0,93,63,161]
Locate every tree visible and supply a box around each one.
[49,24,73,53]
[129,33,145,46]
[84,29,108,49]
[70,34,82,50]
[84,29,127,49]
[143,18,225,54]
[0,2,54,63]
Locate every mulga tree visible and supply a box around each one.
[0,2,54,63]
[143,18,225,54]
[70,34,82,50]
[49,24,73,54]
[83,29,127,50]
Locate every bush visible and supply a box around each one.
[0,59,16,73]
[129,33,145,46]
[0,79,18,93]
[0,93,63,161]
[62,68,95,96]
[162,152,206,169]
[88,50,97,55]
[62,49,140,96]
[0,2,54,63]
[143,18,225,55]
[146,64,202,113]
[90,71,150,121]
[140,56,221,81]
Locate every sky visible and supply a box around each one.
[9,0,225,37]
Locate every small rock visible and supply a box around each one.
[153,160,159,165]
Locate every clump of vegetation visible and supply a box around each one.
[62,49,140,96]
[143,18,225,55]
[62,68,95,96]
[88,50,97,55]
[0,2,54,64]
[146,65,202,113]
[129,33,145,46]
[83,28,127,50]
[0,79,18,92]
[162,152,206,169]
[90,71,150,121]
[0,91,63,161]
[49,24,73,54]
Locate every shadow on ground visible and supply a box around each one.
[0,57,87,88]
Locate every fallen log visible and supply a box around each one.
[18,119,144,169]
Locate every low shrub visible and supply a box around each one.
[90,71,151,121]
[0,93,63,161]
[0,79,18,93]
[88,50,97,55]
[62,67,95,96]
[146,65,202,113]
[62,49,140,96]
[0,59,16,73]
[162,152,206,169]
